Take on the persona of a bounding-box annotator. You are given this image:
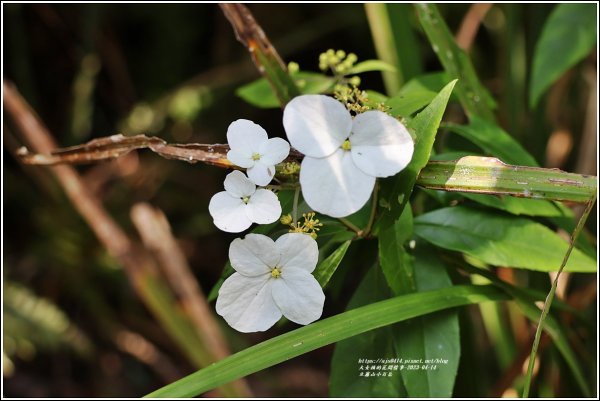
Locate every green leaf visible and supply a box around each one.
[347,59,397,74]
[395,246,460,398]
[378,207,414,294]
[313,240,351,287]
[378,208,460,397]
[414,206,597,272]
[461,193,572,218]
[529,4,597,108]
[236,72,335,108]
[375,79,457,233]
[386,72,450,118]
[415,4,496,121]
[145,284,508,398]
[445,116,538,166]
[330,266,406,397]
[236,77,279,108]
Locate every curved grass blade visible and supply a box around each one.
[145,284,508,398]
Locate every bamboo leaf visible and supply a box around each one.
[529,4,597,108]
[375,79,457,233]
[445,116,539,166]
[414,206,597,273]
[330,267,406,397]
[145,285,508,397]
[396,247,459,398]
[415,4,496,121]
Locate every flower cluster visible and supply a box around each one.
[208,92,413,333]
[283,94,414,217]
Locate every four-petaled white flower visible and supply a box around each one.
[226,119,290,186]
[209,170,281,233]
[283,95,414,218]
[216,233,325,333]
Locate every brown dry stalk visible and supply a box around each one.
[3,80,251,397]
[455,3,493,51]
[130,203,233,362]
[220,3,286,71]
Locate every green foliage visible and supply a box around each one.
[376,79,457,233]
[445,116,539,166]
[529,4,597,107]
[414,207,596,273]
[146,284,508,397]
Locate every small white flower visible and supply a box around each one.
[208,170,281,233]
[216,233,325,333]
[226,119,290,186]
[283,95,414,218]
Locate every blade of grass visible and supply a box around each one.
[522,195,596,397]
[415,4,496,121]
[364,3,422,95]
[145,284,509,398]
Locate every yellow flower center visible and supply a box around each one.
[242,196,250,204]
[341,139,352,151]
[252,152,261,161]
[271,267,282,278]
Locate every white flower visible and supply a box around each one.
[208,170,281,233]
[216,233,325,333]
[283,95,414,218]
[226,119,290,186]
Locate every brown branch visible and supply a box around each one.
[16,132,303,167]
[220,3,286,71]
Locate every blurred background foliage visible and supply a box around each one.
[3,3,597,397]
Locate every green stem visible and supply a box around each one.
[292,186,300,225]
[522,194,597,397]
[363,180,379,237]
[338,218,362,235]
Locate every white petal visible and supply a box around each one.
[208,192,252,233]
[350,111,414,177]
[259,137,290,165]
[229,234,279,276]
[224,170,256,198]
[226,119,267,153]
[216,273,281,332]
[246,189,282,224]
[227,149,254,169]
[271,269,325,325]
[299,149,375,218]
[247,163,276,186]
[275,233,319,273]
[283,95,352,158]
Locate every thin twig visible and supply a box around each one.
[363,180,379,237]
[522,195,597,397]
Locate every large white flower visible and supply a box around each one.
[208,170,281,233]
[283,95,414,218]
[226,119,290,186]
[216,233,325,333]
